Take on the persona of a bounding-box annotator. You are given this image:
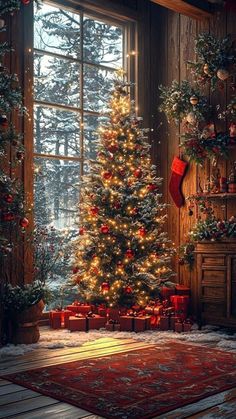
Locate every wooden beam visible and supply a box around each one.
[150,0,212,20]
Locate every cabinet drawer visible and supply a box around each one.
[202,286,225,300]
[202,256,225,266]
[202,302,226,317]
[201,270,226,284]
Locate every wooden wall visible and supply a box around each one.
[148,3,236,314]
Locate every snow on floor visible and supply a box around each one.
[1,324,236,358]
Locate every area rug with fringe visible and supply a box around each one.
[2,341,236,419]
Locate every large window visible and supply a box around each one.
[33,1,126,298]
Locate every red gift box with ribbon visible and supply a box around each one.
[134,316,151,332]
[175,284,191,296]
[67,303,91,314]
[120,316,134,331]
[170,295,189,311]
[68,315,87,332]
[183,319,192,332]
[62,310,73,328]
[87,314,106,330]
[160,286,175,300]
[159,315,170,331]
[170,315,181,330]
[107,307,120,322]
[49,310,62,329]
[175,319,183,333]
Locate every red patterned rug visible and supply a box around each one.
[3,341,236,419]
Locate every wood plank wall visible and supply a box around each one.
[150,4,236,314]
[5,0,236,315]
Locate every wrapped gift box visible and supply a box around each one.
[67,304,91,314]
[170,295,189,312]
[88,314,106,330]
[183,320,192,332]
[107,308,120,322]
[150,315,160,329]
[68,316,87,332]
[170,315,181,330]
[120,316,134,331]
[49,310,62,329]
[159,315,170,331]
[175,320,183,333]
[134,316,151,332]
[62,310,73,328]
[160,286,175,300]
[175,284,191,296]
[145,304,163,315]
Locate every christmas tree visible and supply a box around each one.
[71,79,175,308]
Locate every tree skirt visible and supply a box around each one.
[2,341,236,419]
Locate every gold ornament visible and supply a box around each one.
[217,68,230,81]
[190,95,198,105]
[203,63,210,75]
[186,112,197,125]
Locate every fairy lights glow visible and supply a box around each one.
[71,78,175,307]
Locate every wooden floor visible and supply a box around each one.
[0,335,236,418]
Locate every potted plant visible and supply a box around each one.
[2,280,51,344]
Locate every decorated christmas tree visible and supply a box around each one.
[71,79,175,308]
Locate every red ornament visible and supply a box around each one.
[138,227,146,237]
[101,281,110,294]
[119,169,126,177]
[134,168,142,178]
[147,184,157,192]
[79,227,85,235]
[4,194,14,203]
[103,171,112,180]
[131,207,138,215]
[113,201,121,209]
[21,0,31,4]
[108,144,118,153]
[2,212,14,222]
[19,217,29,228]
[90,206,99,216]
[126,249,134,259]
[73,267,79,274]
[124,285,133,294]
[100,224,109,234]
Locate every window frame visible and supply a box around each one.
[22,0,137,283]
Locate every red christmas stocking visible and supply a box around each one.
[169,156,188,208]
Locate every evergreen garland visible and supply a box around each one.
[187,33,236,90]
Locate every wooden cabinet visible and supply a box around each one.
[196,240,236,328]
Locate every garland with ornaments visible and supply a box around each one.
[0,0,32,259]
[159,80,211,126]
[187,33,236,90]
[159,33,236,166]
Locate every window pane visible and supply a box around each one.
[83,15,123,69]
[34,157,80,229]
[83,65,115,112]
[34,3,81,59]
[34,53,80,108]
[84,114,99,160]
[34,106,81,157]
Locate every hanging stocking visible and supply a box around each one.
[169,156,188,208]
